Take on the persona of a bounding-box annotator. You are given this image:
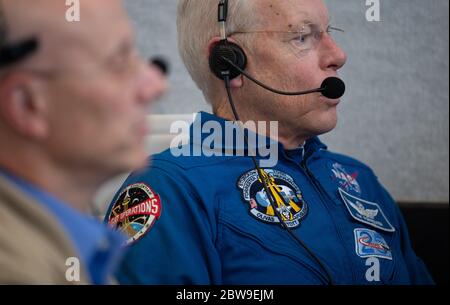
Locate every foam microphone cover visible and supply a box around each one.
[321,77,346,99]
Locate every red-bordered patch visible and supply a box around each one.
[108,183,162,245]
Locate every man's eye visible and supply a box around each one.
[294,33,312,45]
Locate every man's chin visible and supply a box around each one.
[307,117,338,138]
[114,151,149,175]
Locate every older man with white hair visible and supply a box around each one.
[106,0,433,285]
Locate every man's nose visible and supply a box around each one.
[137,61,168,105]
[319,35,347,71]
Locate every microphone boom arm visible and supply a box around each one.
[221,56,325,96]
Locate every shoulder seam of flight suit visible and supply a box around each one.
[150,154,244,170]
[320,150,375,173]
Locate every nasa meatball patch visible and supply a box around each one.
[330,162,361,195]
[108,183,162,245]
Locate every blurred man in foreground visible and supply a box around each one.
[0,0,166,284]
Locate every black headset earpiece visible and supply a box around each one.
[209,40,247,80]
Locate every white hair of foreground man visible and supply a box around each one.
[177,0,259,105]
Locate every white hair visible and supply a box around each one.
[177,0,259,105]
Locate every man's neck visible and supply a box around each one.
[0,152,98,213]
[214,103,307,150]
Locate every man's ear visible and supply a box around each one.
[0,73,49,139]
[207,37,244,88]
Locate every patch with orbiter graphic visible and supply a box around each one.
[237,169,308,229]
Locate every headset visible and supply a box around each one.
[0,38,38,68]
[208,0,247,81]
[208,0,335,285]
[0,1,39,69]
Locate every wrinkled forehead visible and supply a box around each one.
[57,0,133,60]
[256,0,329,29]
[3,0,132,66]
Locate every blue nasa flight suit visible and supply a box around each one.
[106,112,434,285]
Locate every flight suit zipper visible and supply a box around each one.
[299,157,357,283]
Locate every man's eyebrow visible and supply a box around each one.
[292,14,331,26]
[286,18,313,29]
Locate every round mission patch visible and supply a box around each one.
[108,183,162,245]
[237,169,308,229]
